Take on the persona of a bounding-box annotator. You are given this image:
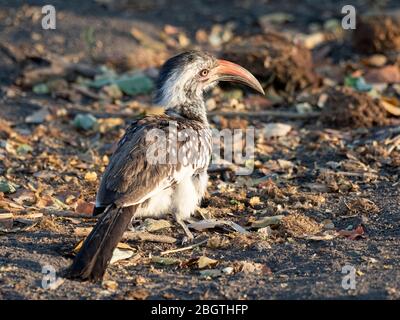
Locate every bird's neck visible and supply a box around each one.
[167,102,208,124]
[155,87,208,124]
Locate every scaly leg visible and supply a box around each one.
[176,218,194,244]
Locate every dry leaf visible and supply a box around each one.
[74,199,95,215]
[103,280,118,291]
[251,215,284,228]
[126,288,150,300]
[263,123,292,138]
[110,248,134,264]
[188,219,248,234]
[197,256,218,269]
[304,230,338,241]
[249,196,261,208]
[151,256,181,265]
[84,172,97,182]
[365,65,400,83]
[380,97,400,116]
[338,225,365,240]
[143,218,171,232]
[199,269,222,278]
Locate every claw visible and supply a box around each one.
[181,235,194,245]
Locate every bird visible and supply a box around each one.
[66,50,264,282]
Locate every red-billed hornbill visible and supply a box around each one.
[67,51,264,281]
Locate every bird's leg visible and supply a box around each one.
[176,218,194,244]
[127,218,140,231]
[185,217,198,224]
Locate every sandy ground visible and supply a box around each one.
[0,0,400,300]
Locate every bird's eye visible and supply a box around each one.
[199,69,209,77]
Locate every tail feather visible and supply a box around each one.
[66,204,134,282]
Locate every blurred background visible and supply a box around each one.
[1,0,400,300]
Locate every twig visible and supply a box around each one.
[335,171,377,178]
[14,212,43,219]
[0,213,14,220]
[43,209,95,219]
[275,267,297,274]
[160,239,208,255]
[74,227,177,244]
[124,231,177,244]
[208,110,321,119]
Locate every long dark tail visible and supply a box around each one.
[66,204,134,282]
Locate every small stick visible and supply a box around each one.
[275,267,297,274]
[14,212,43,219]
[160,239,208,256]
[74,227,177,244]
[43,209,95,219]
[335,171,377,178]
[125,231,177,244]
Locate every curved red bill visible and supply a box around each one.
[216,59,265,95]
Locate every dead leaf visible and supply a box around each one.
[338,225,365,240]
[103,280,118,291]
[126,288,150,300]
[263,123,292,139]
[238,261,272,275]
[199,269,222,278]
[46,277,65,290]
[135,275,147,285]
[72,239,135,263]
[380,96,400,116]
[188,219,249,234]
[197,256,218,269]
[151,256,181,265]
[365,65,400,83]
[251,215,284,228]
[304,230,338,241]
[74,199,95,215]
[249,196,261,208]
[110,248,134,264]
[10,189,36,205]
[143,218,171,232]
[362,54,387,67]
[84,171,97,182]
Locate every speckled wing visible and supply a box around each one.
[94,115,212,211]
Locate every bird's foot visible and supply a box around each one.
[176,219,194,245]
[181,234,194,245]
[127,219,140,231]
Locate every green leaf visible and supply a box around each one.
[344,76,372,92]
